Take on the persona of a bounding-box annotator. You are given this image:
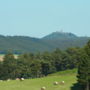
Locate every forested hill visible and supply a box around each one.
[42,32,78,40]
[0,32,90,53]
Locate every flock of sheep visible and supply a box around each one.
[0,78,25,82]
[41,81,65,90]
[0,78,65,90]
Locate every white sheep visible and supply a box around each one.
[16,78,20,80]
[41,86,46,90]
[20,78,24,81]
[60,81,65,85]
[53,81,59,85]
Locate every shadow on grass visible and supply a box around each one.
[71,83,83,90]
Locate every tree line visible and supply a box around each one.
[0,48,81,80]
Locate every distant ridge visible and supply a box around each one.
[42,31,77,40]
[0,32,90,53]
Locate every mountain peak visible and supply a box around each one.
[42,31,77,40]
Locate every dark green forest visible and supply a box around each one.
[0,47,81,79]
[0,32,90,53]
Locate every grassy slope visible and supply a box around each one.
[0,69,77,90]
[49,69,77,76]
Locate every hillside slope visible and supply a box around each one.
[42,32,90,50]
[0,35,52,53]
[0,32,90,53]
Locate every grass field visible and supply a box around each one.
[0,69,77,90]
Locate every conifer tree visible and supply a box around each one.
[77,40,90,90]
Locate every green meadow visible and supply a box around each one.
[0,69,77,90]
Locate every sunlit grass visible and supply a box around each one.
[0,69,77,90]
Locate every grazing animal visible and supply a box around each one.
[16,78,20,80]
[20,78,24,81]
[53,81,59,85]
[41,86,46,90]
[60,81,65,85]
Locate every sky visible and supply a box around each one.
[0,0,90,38]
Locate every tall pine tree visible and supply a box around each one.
[77,40,90,90]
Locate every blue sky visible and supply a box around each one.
[0,0,90,38]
